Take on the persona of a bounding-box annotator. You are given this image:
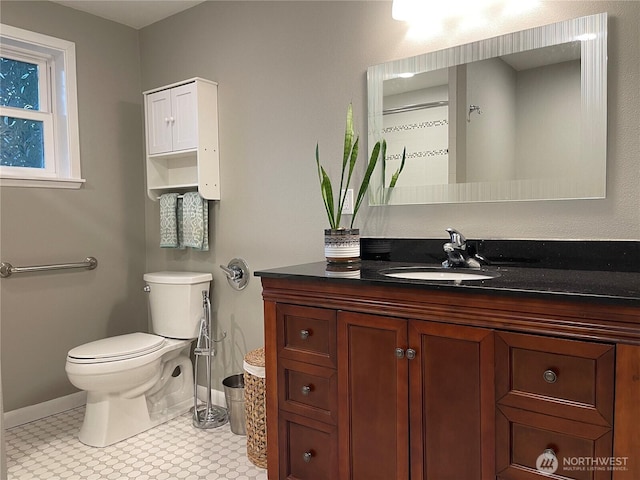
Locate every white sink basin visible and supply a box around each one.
[380,267,498,282]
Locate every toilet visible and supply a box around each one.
[65,271,212,447]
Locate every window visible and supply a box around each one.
[0,24,83,188]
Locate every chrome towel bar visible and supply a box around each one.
[0,257,98,278]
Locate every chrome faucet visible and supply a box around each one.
[442,228,485,269]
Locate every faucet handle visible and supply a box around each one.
[445,228,466,248]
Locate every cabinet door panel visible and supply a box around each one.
[338,312,409,480]
[278,358,337,424]
[279,412,338,480]
[496,332,614,426]
[146,89,172,155]
[171,83,198,151]
[277,304,337,368]
[496,406,613,480]
[409,321,495,480]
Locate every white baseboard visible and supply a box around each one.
[196,386,226,408]
[4,391,87,429]
[4,386,226,430]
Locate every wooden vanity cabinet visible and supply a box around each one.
[261,277,640,480]
[337,312,495,480]
[495,332,616,480]
[274,304,339,480]
[337,312,409,480]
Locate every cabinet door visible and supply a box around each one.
[337,312,409,480]
[409,321,495,480]
[279,411,338,480]
[171,83,198,152]
[146,89,172,155]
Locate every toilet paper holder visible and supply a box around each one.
[219,258,250,290]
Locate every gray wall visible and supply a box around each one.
[139,1,639,388]
[1,0,638,412]
[0,1,146,411]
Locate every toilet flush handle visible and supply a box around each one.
[143,285,151,293]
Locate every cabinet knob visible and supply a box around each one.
[395,348,405,359]
[164,117,170,123]
[303,451,313,463]
[543,369,558,384]
[301,385,311,396]
[406,348,416,360]
[169,116,175,123]
[300,329,310,340]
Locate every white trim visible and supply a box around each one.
[196,385,226,408]
[0,176,85,188]
[0,45,50,112]
[3,391,87,429]
[3,387,225,429]
[143,77,217,95]
[0,23,84,187]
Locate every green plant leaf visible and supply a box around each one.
[388,147,405,188]
[386,145,405,203]
[316,144,336,228]
[320,166,336,229]
[351,140,381,228]
[338,103,355,201]
[337,135,359,227]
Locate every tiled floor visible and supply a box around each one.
[5,406,267,480]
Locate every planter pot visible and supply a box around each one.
[324,228,360,264]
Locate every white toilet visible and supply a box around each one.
[65,271,212,447]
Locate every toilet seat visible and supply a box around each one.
[67,332,165,364]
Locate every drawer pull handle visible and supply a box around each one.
[300,329,310,340]
[301,385,311,396]
[543,369,558,384]
[303,451,313,463]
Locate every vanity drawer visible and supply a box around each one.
[277,304,337,368]
[496,332,614,425]
[278,358,337,424]
[497,406,613,480]
[278,411,338,480]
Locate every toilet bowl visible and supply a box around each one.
[65,271,212,447]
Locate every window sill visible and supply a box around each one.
[0,176,86,189]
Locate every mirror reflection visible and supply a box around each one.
[368,13,607,205]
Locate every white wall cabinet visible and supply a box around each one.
[144,78,220,200]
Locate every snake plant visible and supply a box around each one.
[315,103,404,229]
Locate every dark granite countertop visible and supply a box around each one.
[255,260,640,305]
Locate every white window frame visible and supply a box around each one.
[0,24,84,189]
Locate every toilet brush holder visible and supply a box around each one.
[193,403,228,429]
[192,291,228,429]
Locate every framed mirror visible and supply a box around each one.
[368,13,607,205]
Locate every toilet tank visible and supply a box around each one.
[143,271,213,339]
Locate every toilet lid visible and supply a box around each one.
[68,332,165,362]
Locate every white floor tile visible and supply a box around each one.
[5,407,267,480]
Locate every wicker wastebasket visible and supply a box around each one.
[243,347,267,469]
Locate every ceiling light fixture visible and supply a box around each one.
[392,0,540,26]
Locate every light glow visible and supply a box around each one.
[575,33,597,41]
[393,0,541,33]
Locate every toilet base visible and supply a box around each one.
[78,352,194,447]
